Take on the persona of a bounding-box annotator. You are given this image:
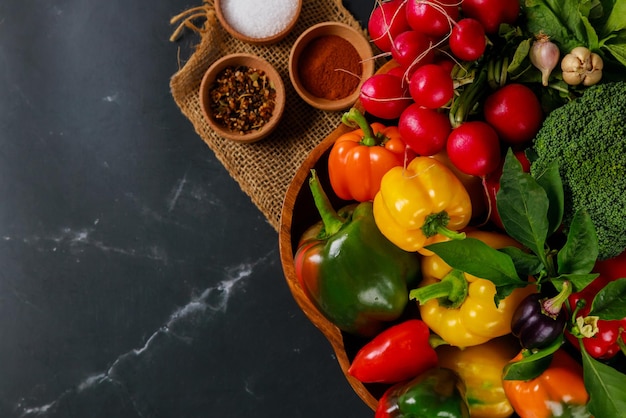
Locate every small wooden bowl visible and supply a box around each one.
[214,0,302,45]
[199,53,285,144]
[288,22,375,111]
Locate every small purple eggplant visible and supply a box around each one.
[511,281,571,349]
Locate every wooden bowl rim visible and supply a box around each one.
[278,110,378,411]
[199,53,286,144]
[288,22,375,112]
[214,0,302,45]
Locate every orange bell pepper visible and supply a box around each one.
[502,349,591,418]
[328,107,413,202]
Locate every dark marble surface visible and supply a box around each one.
[0,1,376,417]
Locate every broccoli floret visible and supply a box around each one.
[530,81,626,260]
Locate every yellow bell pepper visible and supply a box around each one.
[437,336,520,418]
[410,230,536,347]
[372,156,472,255]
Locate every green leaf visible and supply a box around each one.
[497,149,549,260]
[601,0,626,34]
[604,41,626,67]
[589,278,626,320]
[581,344,626,417]
[523,0,595,50]
[424,238,527,302]
[499,246,544,277]
[502,335,563,381]
[557,210,599,275]
[508,38,531,74]
[551,273,598,293]
[534,160,564,236]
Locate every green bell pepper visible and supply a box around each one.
[294,169,420,337]
[375,367,471,418]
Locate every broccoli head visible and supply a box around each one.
[530,81,626,260]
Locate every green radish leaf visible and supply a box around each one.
[497,149,549,260]
[589,278,626,320]
[502,335,563,381]
[581,344,626,417]
[557,210,599,275]
[424,238,527,304]
[600,0,626,34]
[534,160,564,237]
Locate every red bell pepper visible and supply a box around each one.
[348,319,438,384]
[567,273,626,359]
[594,249,626,281]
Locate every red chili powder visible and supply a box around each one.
[297,34,363,100]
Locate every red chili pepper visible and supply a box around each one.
[567,273,626,359]
[348,319,438,384]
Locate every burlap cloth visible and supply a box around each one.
[169,0,378,231]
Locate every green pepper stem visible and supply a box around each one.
[308,169,345,237]
[541,280,572,318]
[409,269,469,309]
[421,211,466,240]
[341,107,382,147]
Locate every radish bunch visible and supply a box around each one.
[362,0,543,184]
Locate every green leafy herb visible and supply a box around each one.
[589,278,626,320]
[581,344,626,417]
[424,238,527,303]
[557,210,599,275]
[502,335,563,380]
[497,149,550,264]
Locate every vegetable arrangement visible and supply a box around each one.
[291,0,626,416]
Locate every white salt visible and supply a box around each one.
[221,0,299,39]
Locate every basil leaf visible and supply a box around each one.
[551,273,598,294]
[534,160,564,237]
[502,335,563,381]
[499,246,544,277]
[497,149,549,260]
[582,345,626,417]
[589,278,626,320]
[425,238,527,302]
[557,210,599,275]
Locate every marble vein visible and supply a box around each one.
[17,250,276,417]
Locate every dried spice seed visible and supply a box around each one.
[209,65,276,134]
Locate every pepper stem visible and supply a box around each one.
[541,280,572,318]
[308,169,345,237]
[409,269,469,309]
[421,211,466,240]
[341,107,383,147]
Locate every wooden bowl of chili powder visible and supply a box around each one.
[288,22,375,112]
[199,53,286,143]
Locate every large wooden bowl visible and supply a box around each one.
[278,122,384,410]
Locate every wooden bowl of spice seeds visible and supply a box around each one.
[199,53,286,144]
[289,22,375,112]
[214,0,302,45]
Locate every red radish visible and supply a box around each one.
[483,83,544,145]
[408,64,454,109]
[449,18,487,61]
[460,0,520,34]
[398,104,451,156]
[386,65,410,84]
[405,0,459,38]
[446,121,501,177]
[391,30,435,73]
[368,0,410,53]
[360,73,412,120]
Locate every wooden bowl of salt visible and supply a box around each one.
[214,0,302,45]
